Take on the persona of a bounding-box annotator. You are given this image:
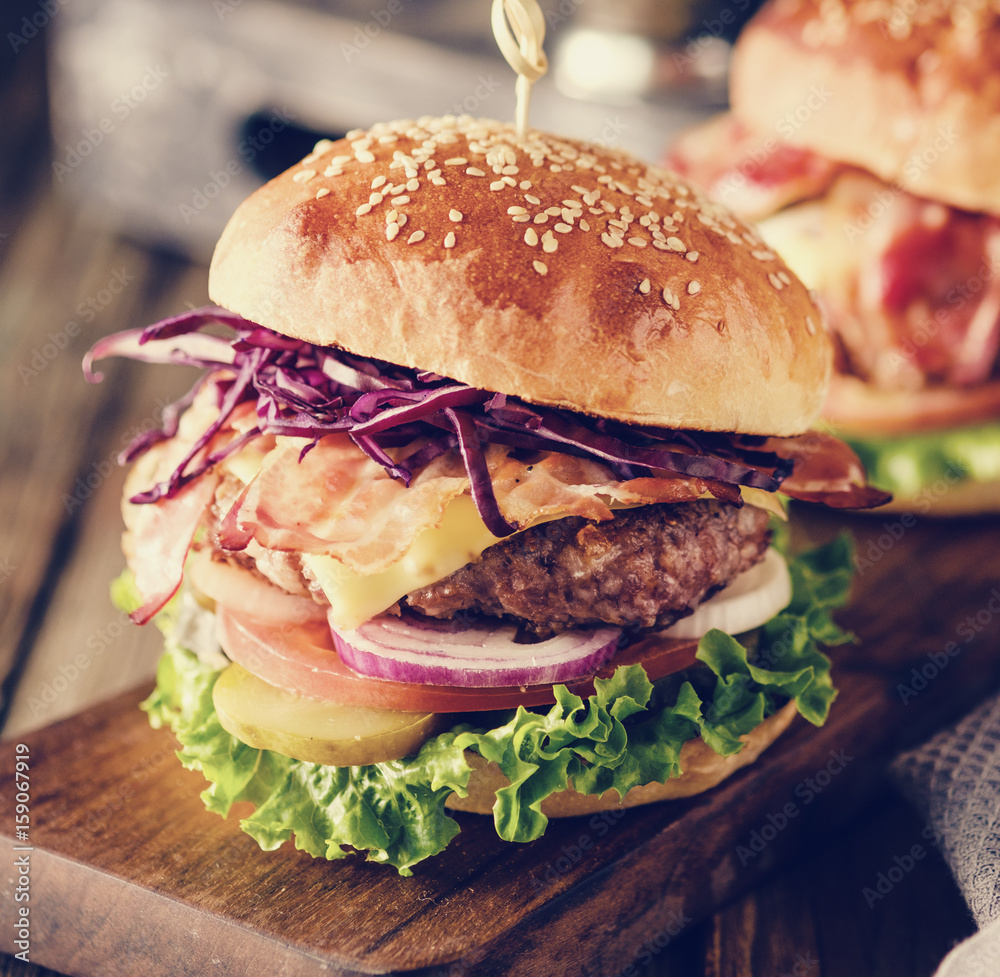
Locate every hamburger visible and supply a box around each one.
[86,115,886,874]
[666,0,1000,513]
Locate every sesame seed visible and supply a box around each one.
[449,209,463,222]
[331,155,351,166]
[520,180,532,190]
[391,195,410,205]
[524,228,539,246]
[778,271,792,285]
[533,214,549,224]
[502,176,517,186]
[686,251,699,262]
[533,260,548,275]
[639,278,651,294]
[512,215,530,223]
[431,177,446,186]
[369,192,384,205]
[571,185,589,195]
[324,166,342,178]
[667,237,685,251]
[406,178,419,192]
[397,214,408,227]
[490,181,505,191]
[466,167,486,176]
[687,280,701,295]
[293,169,316,183]
[525,194,541,205]
[601,232,624,248]
[356,203,372,216]
[768,272,784,290]
[662,287,680,311]
[312,138,335,155]
[628,237,647,248]
[502,164,519,175]
[386,209,398,223]
[407,230,425,244]
[652,241,669,251]
[555,223,573,234]
[386,222,400,241]
[546,206,561,216]
[507,206,527,215]
[579,219,590,231]
[371,176,387,189]
[751,249,776,261]
[355,150,375,163]
[542,231,558,253]
[315,188,330,199]
[444,231,456,249]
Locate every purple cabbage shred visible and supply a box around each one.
[85,306,793,536]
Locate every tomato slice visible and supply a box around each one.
[216,606,699,712]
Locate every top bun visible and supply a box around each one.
[210,116,829,435]
[731,0,1000,215]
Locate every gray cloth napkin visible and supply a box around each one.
[891,693,1000,976]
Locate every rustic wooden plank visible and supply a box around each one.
[1,509,998,977]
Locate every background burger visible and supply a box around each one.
[667,0,1000,513]
[86,114,886,874]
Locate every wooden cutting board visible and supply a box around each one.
[2,510,1000,977]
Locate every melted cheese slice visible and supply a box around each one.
[305,487,786,632]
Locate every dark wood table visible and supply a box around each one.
[0,21,984,977]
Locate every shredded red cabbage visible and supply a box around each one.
[85,307,794,537]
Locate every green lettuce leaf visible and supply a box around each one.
[843,420,1000,499]
[117,533,855,875]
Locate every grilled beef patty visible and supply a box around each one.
[405,500,771,637]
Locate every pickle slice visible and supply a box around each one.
[213,663,446,766]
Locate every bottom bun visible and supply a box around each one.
[445,699,798,818]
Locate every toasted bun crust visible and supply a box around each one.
[445,699,798,817]
[209,116,830,435]
[731,0,1000,215]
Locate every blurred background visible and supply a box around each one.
[3,0,763,260]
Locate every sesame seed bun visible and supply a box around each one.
[208,116,830,436]
[446,699,798,817]
[731,0,1000,216]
